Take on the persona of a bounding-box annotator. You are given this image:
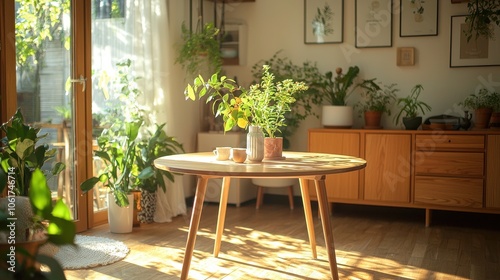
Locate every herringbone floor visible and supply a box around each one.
[65,198,500,279]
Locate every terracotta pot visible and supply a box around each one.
[364,111,383,129]
[0,237,48,271]
[489,112,500,129]
[474,108,493,129]
[264,137,284,159]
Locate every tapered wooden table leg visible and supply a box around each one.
[180,176,208,280]
[299,178,317,259]
[214,177,231,257]
[315,176,340,280]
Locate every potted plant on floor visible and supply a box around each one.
[185,65,308,161]
[314,66,360,128]
[0,109,75,278]
[356,79,398,129]
[459,88,499,129]
[394,84,432,130]
[135,123,184,223]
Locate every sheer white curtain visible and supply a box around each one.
[129,0,187,221]
[92,0,186,221]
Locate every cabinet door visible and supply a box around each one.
[308,131,360,200]
[364,134,411,203]
[486,135,500,208]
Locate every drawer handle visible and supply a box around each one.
[448,140,451,143]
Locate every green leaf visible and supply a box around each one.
[80,177,100,193]
[29,169,52,217]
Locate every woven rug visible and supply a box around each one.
[50,235,129,269]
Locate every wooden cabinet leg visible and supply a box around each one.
[425,208,432,227]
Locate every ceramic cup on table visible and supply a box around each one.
[231,148,247,163]
[213,147,231,161]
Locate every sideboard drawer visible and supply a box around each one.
[415,152,484,176]
[415,176,483,208]
[416,135,484,150]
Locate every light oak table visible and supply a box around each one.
[154,152,366,280]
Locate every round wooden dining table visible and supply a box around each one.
[154,151,366,280]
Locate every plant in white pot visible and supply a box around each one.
[459,88,499,129]
[394,84,432,130]
[356,79,398,129]
[185,65,308,161]
[314,66,360,128]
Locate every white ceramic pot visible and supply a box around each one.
[321,105,353,128]
[107,192,134,233]
[252,178,297,188]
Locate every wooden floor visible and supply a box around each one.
[65,198,500,280]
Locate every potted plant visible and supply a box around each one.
[135,123,184,223]
[0,169,75,279]
[394,84,432,130]
[459,88,499,129]
[0,109,74,278]
[314,66,360,128]
[464,0,500,42]
[185,65,308,160]
[175,21,222,78]
[356,79,398,129]
[251,51,324,149]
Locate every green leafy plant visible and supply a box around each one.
[459,88,500,111]
[356,79,398,116]
[465,0,500,41]
[394,84,432,125]
[317,66,360,106]
[0,108,66,196]
[176,21,222,77]
[1,168,76,279]
[136,123,184,193]
[251,51,323,146]
[80,120,142,207]
[185,65,308,138]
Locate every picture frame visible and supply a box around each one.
[450,15,500,67]
[400,0,438,37]
[304,0,344,44]
[397,47,415,66]
[355,0,392,48]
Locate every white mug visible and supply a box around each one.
[213,147,231,161]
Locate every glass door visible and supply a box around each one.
[13,0,90,231]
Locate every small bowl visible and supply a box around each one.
[221,48,238,58]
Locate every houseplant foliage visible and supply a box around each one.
[251,51,323,147]
[459,88,500,128]
[465,0,500,41]
[394,84,432,130]
[185,65,308,138]
[357,79,398,115]
[0,169,75,279]
[176,21,222,77]
[0,108,66,196]
[317,66,361,106]
[356,79,398,128]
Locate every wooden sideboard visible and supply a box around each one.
[308,128,500,226]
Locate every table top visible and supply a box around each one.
[154,152,366,178]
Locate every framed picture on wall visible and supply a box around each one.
[355,0,392,48]
[450,15,500,67]
[304,0,344,44]
[400,0,439,37]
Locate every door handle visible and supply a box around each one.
[69,75,87,92]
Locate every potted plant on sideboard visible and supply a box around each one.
[356,79,398,129]
[185,65,308,161]
[314,66,360,128]
[394,84,432,130]
[459,88,500,129]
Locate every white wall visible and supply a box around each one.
[216,0,500,152]
[166,0,500,197]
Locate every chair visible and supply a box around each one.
[252,178,297,210]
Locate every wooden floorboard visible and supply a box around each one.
[64,198,500,279]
